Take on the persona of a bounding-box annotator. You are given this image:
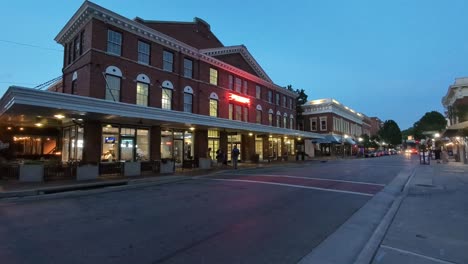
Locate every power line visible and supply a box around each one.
[34,76,63,90]
[0,39,62,52]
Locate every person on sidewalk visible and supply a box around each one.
[231,144,240,169]
[216,149,224,168]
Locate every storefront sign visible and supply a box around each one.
[229,94,250,104]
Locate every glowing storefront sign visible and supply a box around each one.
[229,93,250,104]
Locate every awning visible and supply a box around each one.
[446,121,468,130]
[312,134,341,144]
[345,137,356,145]
[442,121,468,138]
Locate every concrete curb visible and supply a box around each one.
[0,176,189,201]
[353,168,415,264]
[297,167,416,264]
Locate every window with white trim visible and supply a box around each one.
[136,82,148,106]
[138,41,150,65]
[290,117,294,129]
[234,77,242,93]
[107,30,122,56]
[320,117,327,131]
[311,117,317,131]
[276,93,280,105]
[105,75,120,102]
[163,51,174,72]
[256,85,261,99]
[183,58,193,78]
[209,68,218,85]
[162,88,172,110]
[268,90,272,103]
[269,112,273,126]
[256,110,262,124]
[210,99,218,117]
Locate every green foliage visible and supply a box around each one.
[378,120,402,146]
[413,111,446,139]
[285,85,308,130]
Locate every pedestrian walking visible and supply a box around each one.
[231,144,240,169]
[216,149,224,167]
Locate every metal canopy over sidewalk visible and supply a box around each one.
[0,86,324,139]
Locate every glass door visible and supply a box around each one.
[173,139,183,165]
[120,137,135,161]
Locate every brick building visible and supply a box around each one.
[0,1,322,173]
[301,98,371,156]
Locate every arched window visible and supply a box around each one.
[136,74,150,106]
[161,80,173,110]
[105,66,122,102]
[184,86,193,113]
[276,111,281,127]
[283,113,288,128]
[209,92,219,117]
[256,105,262,124]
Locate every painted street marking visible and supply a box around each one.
[380,245,459,264]
[252,174,386,187]
[210,174,384,195]
[202,178,375,197]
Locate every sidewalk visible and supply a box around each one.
[0,160,318,199]
[370,161,468,264]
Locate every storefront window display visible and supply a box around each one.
[102,126,119,162]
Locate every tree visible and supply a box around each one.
[285,85,308,130]
[378,120,402,146]
[413,111,447,139]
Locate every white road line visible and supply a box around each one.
[203,178,374,197]
[380,245,459,264]
[250,174,386,187]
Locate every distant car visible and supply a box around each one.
[405,148,418,155]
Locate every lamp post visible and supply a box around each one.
[342,134,348,158]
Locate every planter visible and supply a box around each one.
[160,160,174,174]
[76,165,99,181]
[198,158,211,169]
[124,161,141,177]
[19,164,44,182]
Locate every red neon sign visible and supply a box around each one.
[229,93,250,104]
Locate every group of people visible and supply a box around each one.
[214,144,240,169]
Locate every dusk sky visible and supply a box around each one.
[1,0,467,130]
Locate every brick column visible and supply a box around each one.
[150,126,161,160]
[82,121,101,164]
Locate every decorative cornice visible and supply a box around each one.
[1,87,323,139]
[54,1,297,98]
[200,45,273,83]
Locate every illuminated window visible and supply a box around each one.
[138,41,150,65]
[210,99,218,117]
[163,51,174,72]
[107,30,122,56]
[136,82,148,106]
[162,88,172,110]
[229,104,233,119]
[256,86,261,99]
[209,68,218,85]
[183,58,193,78]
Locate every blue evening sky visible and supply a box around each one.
[1,0,467,130]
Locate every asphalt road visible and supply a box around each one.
[0,155,418,264]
